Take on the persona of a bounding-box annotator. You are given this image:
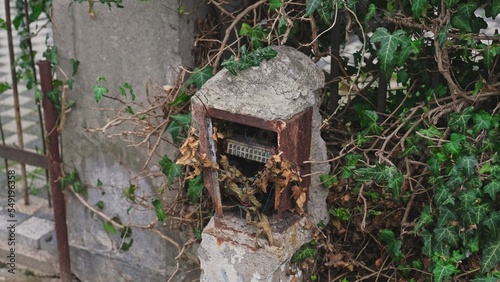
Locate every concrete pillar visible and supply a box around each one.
[51,0,204,280]
[194,46,329,281]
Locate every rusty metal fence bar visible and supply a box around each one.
[38,60,72,282]
[0,115,9,182]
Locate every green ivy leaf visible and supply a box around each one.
[484,179,500,200]
[95,200,104,210]
[152,199,167,221]
[29,4,43,22]
[480,162,493,174]
[411,0,426,19]
[492,0,500,18]
[103,221,118,234]
[379,229,403,261]
[67,78,75,90]
[269,0,283,10]
[0,18,6,30]
[456,2,478,16]
[167,113,192,143]
[457,155,477,177]
[471,16,488,33]
[421,231,433,257]
[122,185,136,203]
[345,154,363,167]
[370,28,406,77]
[402,137,419,156]
[43,46,59,66]
[464,231,480,253]
[169,87,190,106]
[317,1,334,25]
[451,14,472,33]
[437,206,458,227]
[341,166,353,179]
[447,169,464,190]
[69,58,80,76]
[120,226,132,238]
[482,211,500,237]
[483,130,500,152]
[305,0,323,16]
[433,258,460,282]
[221,46,277,75]
[443,133,465,155]
[483,46,500,68]
[355,164,386,182]
[320,174,338,188]
[434,226,460,247]
[480,238,500,273]
[188,175,204,203]
[166,121,183,143]
[93,85,108,103]
[414,206,434,234]
[125,106,134,115]
[433,238,452,257]
[448,106,474,132]
[436,24,451,45]
[119,239,134,251]
[119,82,135,101]
[93,76,109,103]
[291,243,317,262]
[444,0,459,8]
[171,113,192,126]
[365,4,376,23]
[463,203,490,226]
[428,157,442,177]
[193,226,202,240]
[473,111,493,133]
[159,155,182,184]
[386,166,403,200]
[364,111,383,134]
[397,37,421,66]
[190,67,213,89]
[473,275,500,282]
[0,82,11,94]
[459,189,478,209]
[465,177,482,189]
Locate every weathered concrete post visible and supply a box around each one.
[194,46,329,281]
[51,1,205,280]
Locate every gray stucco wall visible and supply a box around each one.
[52,1,204,280]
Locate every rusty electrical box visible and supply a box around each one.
[192,105,312,218]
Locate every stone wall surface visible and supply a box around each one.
[51,0,203,281]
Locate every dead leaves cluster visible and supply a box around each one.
[176,130,214,179]
[219,155,262,208]
[245,207,274,247]
[255,153,307,215]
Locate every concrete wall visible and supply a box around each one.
[52,1,204,280]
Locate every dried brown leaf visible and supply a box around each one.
[256,214,274,246]
[325,252,344,267]
[291,185,307,215]
[176,136,199,166]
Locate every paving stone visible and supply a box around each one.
[0,213,30,230]
[4,134,38,148]
[2,120,36,133]
[14,196,48,216]
[16,217,54,250]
